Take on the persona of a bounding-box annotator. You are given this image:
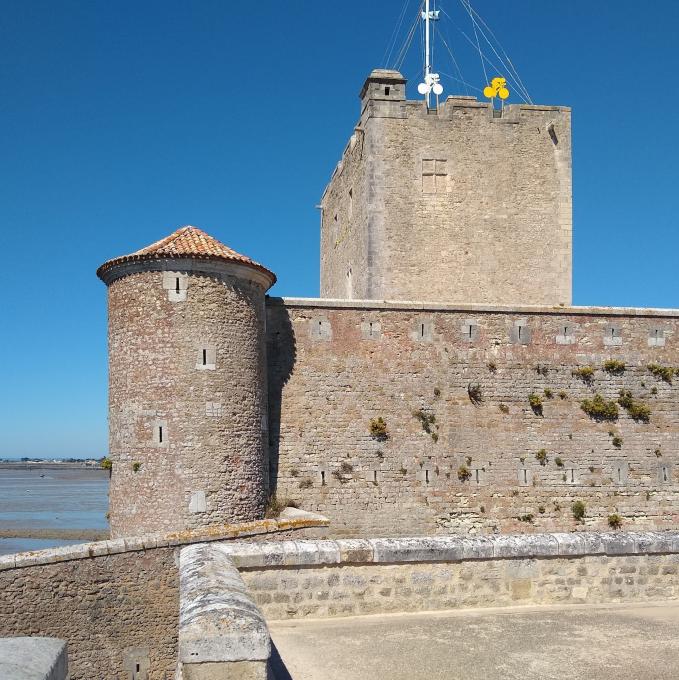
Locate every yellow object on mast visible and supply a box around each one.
[484,77,510,101]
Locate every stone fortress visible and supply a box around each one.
[2,67,679,680]
[97,68,677,540]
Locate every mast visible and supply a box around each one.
[417,1,442,108]
[424,0,431,106]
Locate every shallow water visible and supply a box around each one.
[0,467,109,555]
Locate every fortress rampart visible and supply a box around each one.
[268,298,679,536]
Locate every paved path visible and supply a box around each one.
[269,602,679,680]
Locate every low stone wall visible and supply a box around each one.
[230,532,679,620]
[0,513,328,680]
[178,544,269,680]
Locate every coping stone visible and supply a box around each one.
[0,637,68,680]
[336,539,374,564]
[370,537,466,563]
[179,543,270,665]
[633,531,676,554]
[602,532,637,555]
[492,534,558,558]
[0,554,16,571]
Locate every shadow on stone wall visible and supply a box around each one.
[266,300,297,497]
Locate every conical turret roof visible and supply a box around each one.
[97,225,276,286]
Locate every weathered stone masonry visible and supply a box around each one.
[268,298,679,537]
[98,228,276,537]
[0,515,329,679]
[321,69,572,306]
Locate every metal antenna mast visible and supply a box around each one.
[417,0,443,108]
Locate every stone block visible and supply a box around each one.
[371,537,465,563]
[601,532,637,555]
[179,544,270,664]
[0,637,68,680]
[337,539,374,564]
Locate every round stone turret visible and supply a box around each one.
[97,225,276,537]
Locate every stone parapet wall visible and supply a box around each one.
[234,533,679,621]
[178,544,269,680]
[0,514,327,680]
[267,298,679,536]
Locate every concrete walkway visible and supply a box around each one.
[269,602,679,680]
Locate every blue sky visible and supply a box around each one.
[1,0,677,458]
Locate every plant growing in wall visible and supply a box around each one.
[369,417,389,441]
[457,465,472,482]
[518,514,535,523]
[555,456,564,468]
[571,500,586,522]
[572,366,595,384]
[647,364,675,384]
[433,387,441,398]
[100,457,112,473]
[558,390,568,400]
[528,393,543,416]
[608,513,623,529]
[467,382,484,405]
[543,388,554,399]
[580,394,619,421]
[603,359,626,375]
[611,435,623,449]
[413,409,439,441]
[132,462,142,472]
[332,461,354,484]
[617,390,651,423]
[498,402,510,414]
[298,478,313,489]
[535,449,548,466]
[264,494,298,518]
[487,361,497,373]
[535,365,549,376]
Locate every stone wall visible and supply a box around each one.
[320,78,572,306]
[0,547,178,680]
[267,298,679,537]
[0,514,328,680]
[234,534,679,621]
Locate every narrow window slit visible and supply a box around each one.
[202,349,207,366]
[158,426,163,444]
[373,470,378,484]
[175,278,180,293]
[321,471,326,486]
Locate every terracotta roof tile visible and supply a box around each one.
[97,225,275,285]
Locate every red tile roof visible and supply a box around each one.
[97,225,276,285]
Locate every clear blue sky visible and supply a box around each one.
[1,0,677,458]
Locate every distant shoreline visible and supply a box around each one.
[0,528,109,541]
[0,462,103,470]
